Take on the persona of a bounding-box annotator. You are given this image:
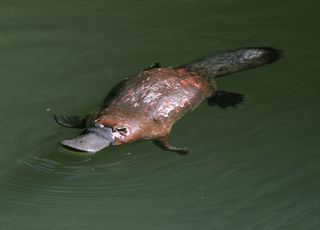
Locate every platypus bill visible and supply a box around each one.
[55,47,282,155]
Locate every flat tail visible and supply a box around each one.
[181,47,283,80]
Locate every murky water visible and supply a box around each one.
[0,0,320,229]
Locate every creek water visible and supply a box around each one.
[0,0,319,229]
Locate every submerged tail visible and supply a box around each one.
[182,47,282,80]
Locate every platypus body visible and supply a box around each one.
[55,47,282,154]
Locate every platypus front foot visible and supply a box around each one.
[154,136,190,155]
[53,115,86,129]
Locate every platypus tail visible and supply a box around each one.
[182,47,282,80]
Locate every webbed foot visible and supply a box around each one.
[53,115,86,129]
[208,90,244,108]
[154,136,190,155]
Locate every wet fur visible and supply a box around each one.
[55,47,282,154]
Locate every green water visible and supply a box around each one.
[1,0,320,229]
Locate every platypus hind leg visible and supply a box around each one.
[154,136,190,155]
[208,90,244,108]
[53,115,86,129]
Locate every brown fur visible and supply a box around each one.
[95,67,214,145]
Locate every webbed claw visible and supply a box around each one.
[154,135,189,155]
[54,115,86,129]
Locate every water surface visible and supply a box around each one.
[0,0,320,229]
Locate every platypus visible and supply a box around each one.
[54,47,282,155]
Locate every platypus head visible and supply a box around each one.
[61,124,115,153]
[60,117,143,153]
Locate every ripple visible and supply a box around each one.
[0,143,202,208]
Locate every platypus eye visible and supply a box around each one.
[113,127,128,135]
